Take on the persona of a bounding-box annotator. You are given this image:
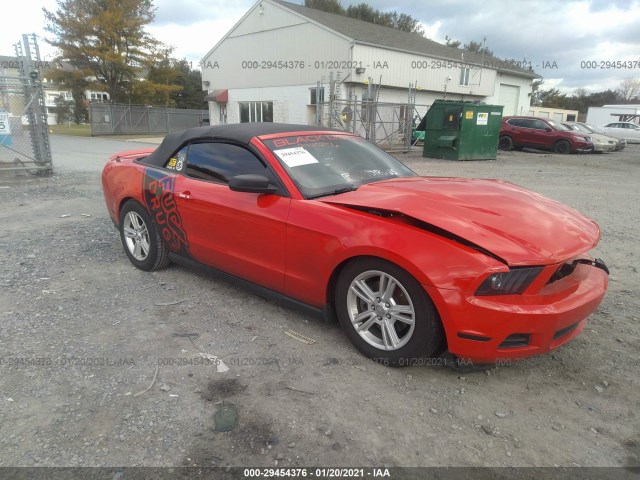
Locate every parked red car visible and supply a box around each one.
[499,116,594,154]
[102,124,608,366]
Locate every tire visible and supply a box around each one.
[335,258,443,367]
[119,200,170,271]
[498,136,513,151]
[553,140,571,154]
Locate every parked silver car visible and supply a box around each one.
[599,122,640,143]
[562,122,622,152]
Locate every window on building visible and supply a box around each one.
[310,87,325,105]
[184,142,273,184]
[239,101,273,123]
[459,66,470,86]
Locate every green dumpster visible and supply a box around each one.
[422,100,503,160]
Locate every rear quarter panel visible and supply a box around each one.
[102,158,147,223]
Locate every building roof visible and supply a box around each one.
[273,0,537,78]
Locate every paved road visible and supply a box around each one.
[50,135,160,173]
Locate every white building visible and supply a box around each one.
[201,0,539,126]
[527,107,579,122]
[586,105,640,126]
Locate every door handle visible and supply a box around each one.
[176,191,193,200]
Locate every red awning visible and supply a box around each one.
[203,89,228,104]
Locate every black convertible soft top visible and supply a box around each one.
[141,123,345,167]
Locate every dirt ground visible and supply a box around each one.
[0,136,638,472]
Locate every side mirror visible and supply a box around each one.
[229,174,278,194]
[545,127,552,132]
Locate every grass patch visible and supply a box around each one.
[49,124,91,136]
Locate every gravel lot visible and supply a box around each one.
[0,135,638,471]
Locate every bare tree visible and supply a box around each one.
[616,78,640,101]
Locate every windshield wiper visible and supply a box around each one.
[307,185,358,199]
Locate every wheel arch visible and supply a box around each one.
[118,195,148,222]
[324,253,449,328]
[325,253,438,308]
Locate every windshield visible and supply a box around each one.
[262,134,416,198]
[566,123,590,133]
[548,120,570,131]
[578,123,599,133]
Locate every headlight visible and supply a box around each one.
[475,267,543,296]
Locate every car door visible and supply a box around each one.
[505,118,528,145]
[171,141,291,292]
[626,123,640,141]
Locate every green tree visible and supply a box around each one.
[173,61,205,109]
[537,88,567,108]
[346,3,423,34]
[346,3,381,24]
[384,12,424,35]
[529,79,544,106]
[444,35,461,48]
[43,0,164,103]
[305,0,424,35]
[304,0,344,14]
[463,40,494,57]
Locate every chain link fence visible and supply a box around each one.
[1,35,53,175]
[317,99,416,150]
[89,104,209,135]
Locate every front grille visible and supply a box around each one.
[547,261,577,285]
[498,334,531,349]
[554,321,580,340]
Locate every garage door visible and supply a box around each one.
[499,84,519,116]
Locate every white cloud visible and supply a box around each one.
[2,0,639,92]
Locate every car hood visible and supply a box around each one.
[320,177,600,266]
[588,133,616,143]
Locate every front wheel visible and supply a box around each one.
[119,200,171,271]
[553,140,571,154]
[335,258,443,366]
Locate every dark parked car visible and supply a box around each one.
[499,116,593,154]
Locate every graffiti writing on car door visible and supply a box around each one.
[143,169,190,257]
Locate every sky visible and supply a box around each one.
[2,0,640,95]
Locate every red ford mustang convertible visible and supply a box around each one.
[102,123,608,366]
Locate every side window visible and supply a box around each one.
[184,142,274,184]
[532,120,548,130]
[507,118,523,128]
[519,119,535,129]
[165,147,187,172]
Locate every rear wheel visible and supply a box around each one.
[335,258,443,367]
[119,200,171,271]
[553,140,571,154]
[498,136,513,151]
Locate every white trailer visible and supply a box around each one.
[586,105,640,126]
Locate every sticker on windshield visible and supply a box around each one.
[273,147,319,167]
